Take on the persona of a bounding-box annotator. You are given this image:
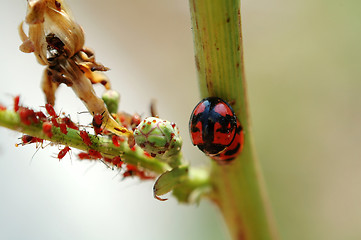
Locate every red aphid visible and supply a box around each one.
[143,151,152,158]
[62,116,79,130]
[123,170,133,178]
[112,135,120,147]
[19,107,37,125]
[59,122,68,134]
[22,135,35,144]
[131,114,141,130]
[92,112,104,135]
[19,109,31,125]
[14,95,20,112]
[29,110,39,124]
[51,117,59,127]
[123,164,154,180]
[88,149,102,159]
[92,112,104,128]
[128,136,136,149]
[58,146,71,160]
[78,152,91,160]
[79,130,92,146]
[0,104,6,111]
[45,103,57,118]
[18,135,43,146]
[35,111,47,121]
[42,121,53,138]
[111,156,123,168]
[93,126,103,135]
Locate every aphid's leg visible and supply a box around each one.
[18,22,35,53]
[41,68,60,106]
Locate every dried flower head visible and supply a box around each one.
[19,0,84,65]
[18,0,132,138]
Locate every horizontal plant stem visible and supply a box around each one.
[0,109,169,174]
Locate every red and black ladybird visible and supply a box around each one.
[211,118,244,163]
[189,97,237,155]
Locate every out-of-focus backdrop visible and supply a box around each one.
[0,0,360,239]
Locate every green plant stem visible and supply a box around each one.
[0,107,212,203]
[189,0,278,239]
[0,109,169,174]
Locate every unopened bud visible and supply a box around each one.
[134,117,182,159]
[102,90,120,114]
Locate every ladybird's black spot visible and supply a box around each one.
[224,143,241,156]
[191,126,200,133]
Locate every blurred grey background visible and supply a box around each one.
[0,0,360,239]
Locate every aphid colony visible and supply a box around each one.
[6,95,154,180]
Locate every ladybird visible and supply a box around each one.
[189,97,237,155]
[211,119,244,163]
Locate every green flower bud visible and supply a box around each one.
[134,117,182,160]
[102,90,120,114]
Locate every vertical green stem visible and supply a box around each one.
[189,0,278,239]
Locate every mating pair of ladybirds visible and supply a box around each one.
[189,97,244,163]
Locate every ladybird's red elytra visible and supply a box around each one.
[211,119,244,163]
[189,97,237,155]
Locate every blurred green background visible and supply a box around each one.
[0,0,360,239]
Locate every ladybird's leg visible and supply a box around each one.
[228,99,236,106]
